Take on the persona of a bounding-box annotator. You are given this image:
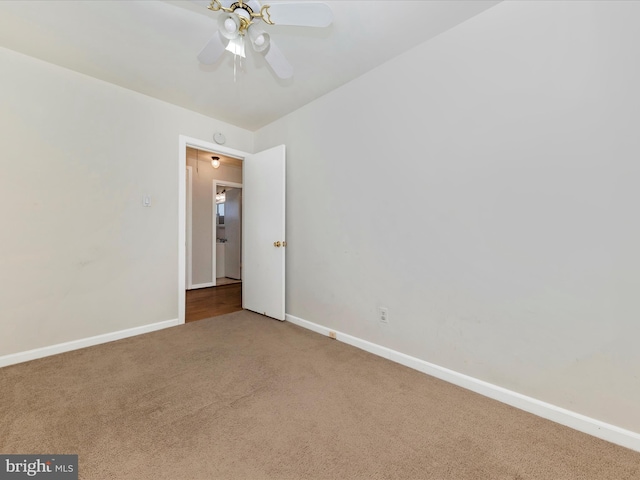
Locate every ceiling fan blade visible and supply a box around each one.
[263,40,293,79]
[197,30,226,65]
[265,2,333,28]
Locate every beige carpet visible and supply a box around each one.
[1,310,638,479]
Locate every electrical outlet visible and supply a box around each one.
[378,307,389,325]
[329,331,337,339]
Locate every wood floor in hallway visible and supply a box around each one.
[185,283,242,322]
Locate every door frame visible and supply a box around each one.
[186,165,193,290]
[212,180,243,286]
[178,135,248,324]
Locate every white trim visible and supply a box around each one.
[213,180,216,286]
[285,314,640,453]
[214,181,243,189]
[180,135,249,160]
[186,166,193,290]
[213,180,243,286]
[190,282,216,290]
[0,319,180,368]
[178,135,249,325]
[178,144,186,324]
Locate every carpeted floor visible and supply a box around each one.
[1,310,639,479]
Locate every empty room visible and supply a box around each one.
[1,1,639,479]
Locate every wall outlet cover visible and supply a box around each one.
[378,307,389,324]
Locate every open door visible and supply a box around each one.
[242,145,286,320]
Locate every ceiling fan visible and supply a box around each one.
[197,0,333,79]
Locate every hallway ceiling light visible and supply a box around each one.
[211,156,221,168]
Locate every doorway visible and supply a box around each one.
[185,147,243,322]
[214,182,243,287]
[178,135,287,325]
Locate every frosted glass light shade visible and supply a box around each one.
[224,18,237,34]
[218,13,240,40]
[225,37,246,58]
[249,27,270,53]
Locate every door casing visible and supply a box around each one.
[178,135,248,324]
[186,165,193,289]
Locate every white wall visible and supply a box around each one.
[254,1,640,434]
[0,47,253,356]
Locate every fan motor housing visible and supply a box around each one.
[229,1,254,15]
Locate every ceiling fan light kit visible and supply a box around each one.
[248,27,270,53]
[218,13,241,39]
[197,0,333,80]
[225,36,246,58]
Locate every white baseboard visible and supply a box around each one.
[0,318,181,368]
[189,282,216,290]
[285,314,640,453]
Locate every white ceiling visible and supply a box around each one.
[0,0,500,131]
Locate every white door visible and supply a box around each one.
[243,145,286,320]
[224,188,242,280]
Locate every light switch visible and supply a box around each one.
[143,195,151,207]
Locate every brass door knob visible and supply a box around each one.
[273,241,281,247]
